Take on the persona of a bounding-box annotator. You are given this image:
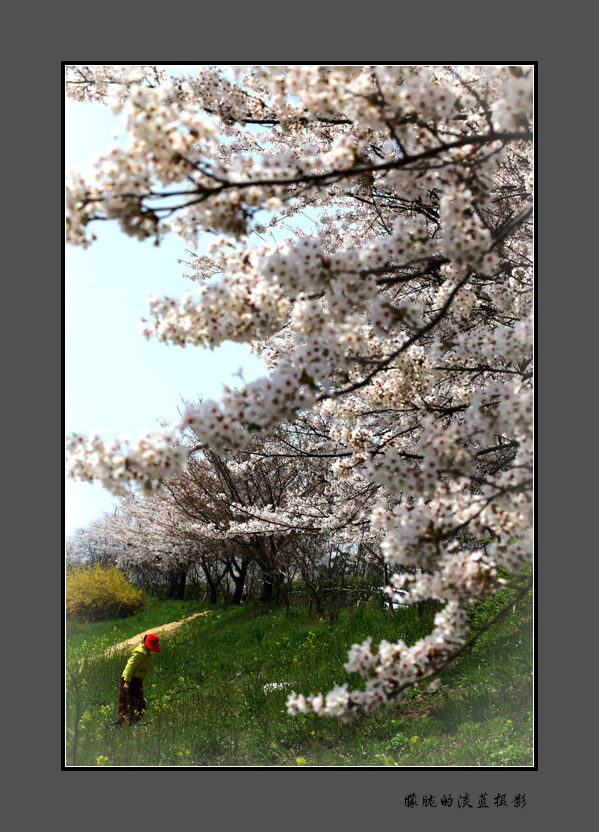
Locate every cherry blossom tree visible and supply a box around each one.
[106,493,207,599]
[160,414,379,605]
[66,522,120,567]
[66,64,533,720]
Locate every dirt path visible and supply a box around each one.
[105,610,212,656]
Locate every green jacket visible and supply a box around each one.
[122,641,152,682]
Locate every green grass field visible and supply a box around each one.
[65,572,533,767]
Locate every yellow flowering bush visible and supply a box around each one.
[66,563,146,621]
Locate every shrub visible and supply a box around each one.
[66,563,146,621]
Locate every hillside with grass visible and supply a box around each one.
[66,570,532,767]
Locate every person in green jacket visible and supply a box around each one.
[116,633,161,724]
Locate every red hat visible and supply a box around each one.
[144,633,161,652]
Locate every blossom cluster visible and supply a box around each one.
[65,65,167,104]
[492,74,534,131]
[263,682,290,693]
[65,428,186,495]
[66,65,532,246]
[439,186,498,273]
[179,360,316,449]
[391,548,505,604]
[139,271,288,349]
[287,602,467,720]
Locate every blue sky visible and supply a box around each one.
[65,66,267,536]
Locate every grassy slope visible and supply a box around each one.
[65,597,202,649]
[66,575,532,767]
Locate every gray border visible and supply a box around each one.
[13,22,578,831]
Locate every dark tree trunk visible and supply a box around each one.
[225,558,247,605]
[272,570,283,605]
[205,575,218,604]
[232,565,247,605]
[169,570,187,599]
[201,565,218,604]
[260,568,274,603]
[303,576,323,616]
[259,538,284,603]
[177,570,187,600]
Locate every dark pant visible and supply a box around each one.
[117,676,146,724]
